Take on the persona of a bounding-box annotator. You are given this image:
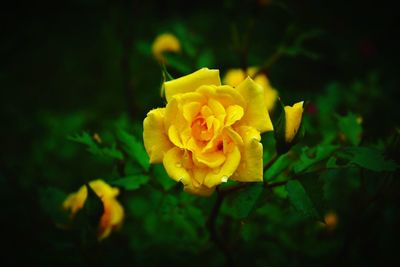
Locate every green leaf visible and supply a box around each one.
[298,174,326,219]
[338,147,398,172]
[123,160,143,176]
[293,145,339,173]
[117,129,150,171]
[224,184,264,219]
[152,164,176,191]
[286,180,319,220]
[337,113,362,145]
[264,152,295,181]
[110,174,150,190]
[68,132,123,160]
[126,195,151,218]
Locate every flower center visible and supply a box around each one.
[191,116,214,142]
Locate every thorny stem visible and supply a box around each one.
[206,189,234,267]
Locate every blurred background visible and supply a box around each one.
[1,0,399,266]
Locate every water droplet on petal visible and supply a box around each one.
[175,163,182,168]
[221,176,228,183]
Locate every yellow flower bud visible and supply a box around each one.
[152,33,181,63]
[63,179,124,240]
[284,101,304,143]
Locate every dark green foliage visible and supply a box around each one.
[223,184,264,219]
[152,164,176,191]
[82,184,105,229]
[337,113,362,146]
[116,129,150,171]
[72,184,105,245]
[110,174,150,190]
[39,187,69,225]
[286,180,320,220]
[336,147,398,172]
[293,145,339,173]
[69,132,124,160]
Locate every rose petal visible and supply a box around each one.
[194,151,226,168]
[224,126,244,146]
[226,105,244,126]
[164,68,221,102]
[208,98,226,117]
[98,198,124,240]
[197,85,246,108]
[231,126,263,182]
[143,108,173,163]
[168,124,184,148]
[204,146,241,187]
[89,180,120,198]
[236,77,273,133]
[183,102,201,123]
[163,147,191,185]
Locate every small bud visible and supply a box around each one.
[284,101,304,143]
[152,33,181,63]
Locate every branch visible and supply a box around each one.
[206,189,234,267]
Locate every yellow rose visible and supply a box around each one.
[63,179,124,240]
[152,33,181,63]
[143,68,273,196]
[284,101,304,143]
[223,67,278,112]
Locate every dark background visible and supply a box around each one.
[1,0,399,266]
